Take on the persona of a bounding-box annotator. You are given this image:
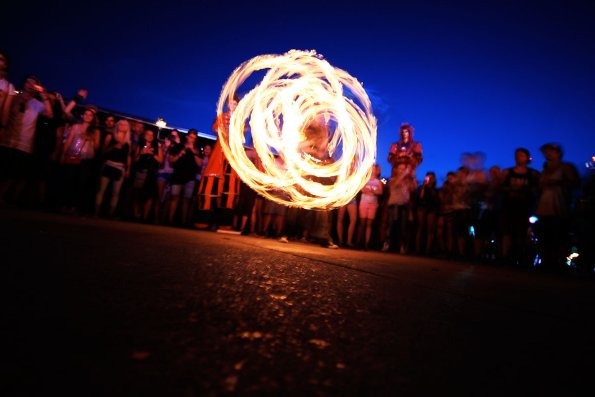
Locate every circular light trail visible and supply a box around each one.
[216,50,377,209]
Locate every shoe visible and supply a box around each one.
[279,236,289,243]
[381,242,390,252]
[326,242,339,249]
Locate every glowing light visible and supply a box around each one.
[533,254,542,266]
[155,118,167,129]
[528,215,538,224]
[566,252,579,266]
[216,50,377,209]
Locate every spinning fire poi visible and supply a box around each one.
[215,49,377,209]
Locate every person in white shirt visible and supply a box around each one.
[0,75,53,205]
[358,164,383,250]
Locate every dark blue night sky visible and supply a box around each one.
[3,0,594,181]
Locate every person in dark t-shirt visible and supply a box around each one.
[168,129,202,225]
[501,147,540,264]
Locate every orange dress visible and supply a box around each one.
[194,112,240,227]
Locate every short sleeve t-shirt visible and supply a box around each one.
[170,144,200,185]
[0,95,45,154]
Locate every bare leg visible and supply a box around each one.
[262,213,272,236]
[336,206,346,245]
[364,219,373,249]
[143,198,153,221]
[180,197,190,225]
[168,195,180,223]
[95,176,110,215]
[276,214,286,237]
[154,179,167,223]
[346,204,357,246]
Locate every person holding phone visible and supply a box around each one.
[387,123,423,176]
[95,120,131,217]
[132,128,163,221]
[168,129,202,225]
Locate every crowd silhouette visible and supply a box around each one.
[1,50,594,274]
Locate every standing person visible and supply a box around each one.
[95,120,131,217]
[118,121,144,218]
[358,164,383,250]
[189,143,213,226]
[155,129,180,223]
[260,155,288,238]
[462,152,488,260]
[0,75,53,206]
[31,91,66,209]
[535,143,580,271]
[475,166,504,262]
[234,147,259,234]
[59,105,100,213]
[100,114,116,154]
[337,157,359,248]
[382,163,417,253]
[168,129,202,225]
[45,90,81,209]
[132,128,163,222]
[500,148,540,265]
[199,144,212,179]
[195,96,241,230]
[414,171,440,255]
[296,117,339,249]
[130,121,145,153]
[388,123,423,174]
[336,197,358,248]
[451,166,472,259]
[0,51,15,132]
[437,172,457,257]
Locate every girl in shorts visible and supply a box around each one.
[358,164,383,250]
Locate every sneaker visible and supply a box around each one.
[326,242,339,249]
[279,236,289,243]
[381,242,390,252]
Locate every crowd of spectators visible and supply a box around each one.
[0,51,213,227]
[1,50,593,273]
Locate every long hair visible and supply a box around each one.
[78,107,99,137]
[139,129,159,151]
[115,119,131,144]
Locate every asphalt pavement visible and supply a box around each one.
[2,209,594,396]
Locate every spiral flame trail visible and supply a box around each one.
[216,50,377,209]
